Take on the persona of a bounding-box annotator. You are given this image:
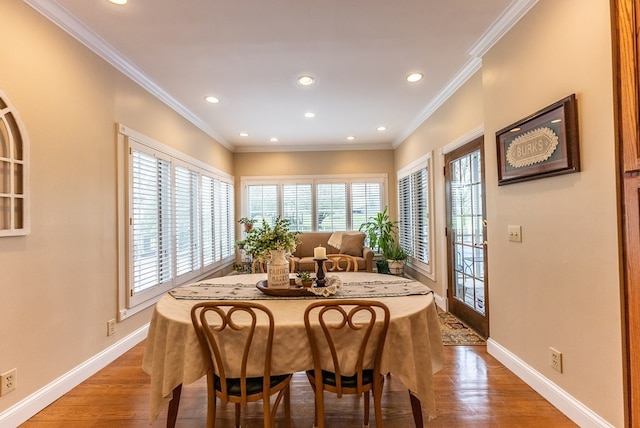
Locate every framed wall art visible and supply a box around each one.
[496,94,580,185]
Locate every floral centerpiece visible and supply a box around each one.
[238,217,301,262]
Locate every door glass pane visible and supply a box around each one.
[450,148,485,315]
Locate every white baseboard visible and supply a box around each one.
[0,324,149,428]
[487,338,614,428]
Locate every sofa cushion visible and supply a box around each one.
[340,232,365,257]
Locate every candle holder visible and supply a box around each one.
[314,258,328,287]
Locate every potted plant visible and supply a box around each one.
[238,217,255,232]
[359,206,398,273]
[384,241,408,275]
[297,271,314,287]
[239,217,300,262]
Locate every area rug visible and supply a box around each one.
[438,310,486,345]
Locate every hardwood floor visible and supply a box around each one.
[21,342,576,427]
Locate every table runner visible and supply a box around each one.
[169,275,433,300]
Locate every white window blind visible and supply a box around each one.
[282,183,313,231]
[397,154,433,276]
[175,164,201,279]
[351,182,381,230]
[121,126,234,316]
[248,184,278,225]
[242,175,385,232]
[316,183,347,231]
[130,147,174,302]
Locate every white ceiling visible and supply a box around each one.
[24,0,536,152]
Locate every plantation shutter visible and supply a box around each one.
[201,175,215,267]
[130,146,174,304]
[247,184,278,225]
[412,167,429,263]
[174,163,201,278]
[216,179,234,259]
[282,183,313,231]
[351,182,382,230]
[398,175,411,253]
[316,183,347,231]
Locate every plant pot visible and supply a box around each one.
[387,260,405,276]
[376,259,390,274]
[301,279,314,287]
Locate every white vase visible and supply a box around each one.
[267,250,290,289]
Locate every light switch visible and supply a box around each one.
[508,225,522,242]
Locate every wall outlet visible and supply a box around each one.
[550,347,563,373]
[1,369,17,396]
[508,225,522,242]
[107,319,116,336]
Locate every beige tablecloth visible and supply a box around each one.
[142,272,445,421]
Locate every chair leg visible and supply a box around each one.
[363,390,370,428]
[235,403,241,428]
[374,386,384,428]
[284,383,291,428]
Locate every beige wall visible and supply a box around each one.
[394,71,484,296]
[0,0,626,425]
[395,0,623,425]
[0,1,232,412]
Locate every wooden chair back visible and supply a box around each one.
[191,301,291,428]
[303,300,390,427]
[325,254,359,272]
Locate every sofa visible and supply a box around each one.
[290,231,374,272]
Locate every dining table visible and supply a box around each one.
[142,272,445,427]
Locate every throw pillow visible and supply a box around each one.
[327,231,344,250]
[340,232,365,257]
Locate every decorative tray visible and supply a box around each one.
[255,279,312,297]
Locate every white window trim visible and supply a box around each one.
[397,152,435,280]
[117,124,234,320]
[240,174,388,232]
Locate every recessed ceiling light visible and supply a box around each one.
[297,75,315,86]
[239,132,249,137]
[347,136,356,141]
[205,96,220,104]
[377,126,387,131]
[406,73,424,83]
[304,112,315,118]
[270,137,278,142]
[108,0,127,5]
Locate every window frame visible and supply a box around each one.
[397,153,435,280]
[0,90,30,237]
[117,124,234,319]
[241,174,387,232]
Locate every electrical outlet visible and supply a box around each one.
[508,225,522,242]
[1,369,17,396]
[550,347,563,373]
[107,319,116,336]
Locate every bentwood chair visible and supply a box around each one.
[304,300,390,428]
[191,302,292,428]
[325,254,359,272]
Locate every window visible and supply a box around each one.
[0,90,29,236]
[242,175,386,232]
[397,153,434,278]
[118,125,234,318]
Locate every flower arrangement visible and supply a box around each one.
[238,217,301,262]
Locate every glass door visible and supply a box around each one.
[445,137,489,338]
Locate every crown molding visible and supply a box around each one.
[233,141,393,153]
[468,0,540,58]
[393,0,539,149]
[23,0,233,151]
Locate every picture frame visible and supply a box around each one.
[496,94,580,185]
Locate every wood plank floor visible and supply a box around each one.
[21,342,576,427]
